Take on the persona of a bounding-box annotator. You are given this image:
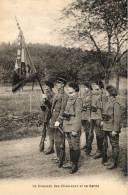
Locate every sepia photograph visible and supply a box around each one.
[0,0,127,195]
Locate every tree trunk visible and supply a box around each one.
[104,70,109,87]
[116,72,120,92]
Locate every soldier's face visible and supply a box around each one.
[54,82,64,92]
[44,85,50,94]
[66,86,76,96]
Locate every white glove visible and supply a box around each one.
[101,121,104,126]
[71,131,77,136]
[112,131,117,137]
[54,121,60,127]
[42,94,47,99]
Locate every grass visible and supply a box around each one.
[0,86,43,141]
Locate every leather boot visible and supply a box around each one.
[83,131,89,151]
[102,155,108,164]
[70,150,80,174]
[107,148,119,169]
[93,151,102,159]
[93,137,103,159]
[86,132,93,155]
[58,144,65,168]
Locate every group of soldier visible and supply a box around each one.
[39,76,121,174]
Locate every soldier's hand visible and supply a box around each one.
[112,131,117,137]
[101,121,104,126]
[71,131,77,136]
[54,121,60,127]
[42,94,47,99]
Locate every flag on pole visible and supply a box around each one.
[12,18,37,92]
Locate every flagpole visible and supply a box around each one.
[15,16,44,94]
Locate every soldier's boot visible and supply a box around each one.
[39,136,45,152]
[45,140,54,155]
[82,131,89,151]
[62,162,72,169]
[107,148,119,169]
[70,150,80,174]
[58,144,65,168]
[101,145,108,164]
[86,133,94,156]
[102,154,108,164]
[93,137,103,159]
[62,154,71,169]
[102,141,108,164]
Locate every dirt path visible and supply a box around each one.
[0,131,126,181]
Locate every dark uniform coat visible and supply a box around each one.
[63,95,82,132]
[102,97,121,132]
[50,89,68,128]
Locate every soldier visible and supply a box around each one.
[86,82,104,159]
[102,85,121,169]
[80,81,92,152]
[45,77,67,162]
[39,80,54,152]
[62,81,82,174]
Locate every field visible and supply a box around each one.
[0,77,127,178]
[0,85,43,141]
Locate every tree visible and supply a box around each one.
[61,0,127,87]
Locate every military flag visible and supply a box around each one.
[12,17,39,93]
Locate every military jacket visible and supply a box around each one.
[81,91,92,120]
[50,90,68,128]
[102,97,121,132]
[63,95,82,132]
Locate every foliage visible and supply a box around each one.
[0,42,123,84]
[61,0,127,83]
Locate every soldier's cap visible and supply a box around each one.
[106,85,118,97]
[44,80,54,88]
[56,76,67,85]
[67,81,79,92]
[96,80,104,89]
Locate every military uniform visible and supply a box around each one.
[39,89,53,151]
[52,90,68,166]
[81,90,92,150]
[86,90,104,157]
[63,95,82,173]
[102,96,121,168]
[46,88,68,160]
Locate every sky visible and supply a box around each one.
[0,0,71,46]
